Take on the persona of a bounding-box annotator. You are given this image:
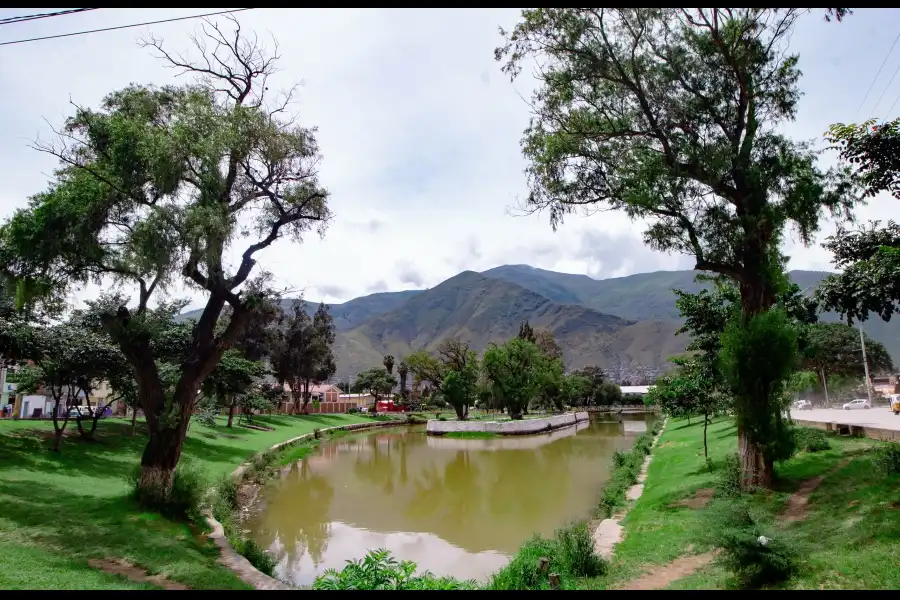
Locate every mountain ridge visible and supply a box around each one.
[176,265,894,382]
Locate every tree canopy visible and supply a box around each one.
[495,8,858,487]
[0,17,333,497]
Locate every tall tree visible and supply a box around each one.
[482,337,544,420]
[202,349,269,428]
[382,355,395,376]
[436,339,480,420]
[272,302,312,414]
[496,8,856,488]
[801,322,893,384]
[533,328,563,363]
[304,302,337,411]
[517,320,535,343]
[355,367,395,415]
[397,360,409,400]
[0,19,331,498]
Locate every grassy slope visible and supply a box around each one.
[0,413,375,590]
[581,418,900,590]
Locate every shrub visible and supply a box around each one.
[552,521,605,578]
[703,500,799,589]
[792,427,831,453]
[233,538,277,577]
[488,522,605,590]
[612,450,629,468]
[128,462,208,521]
[347,407,360,414]
[873,443,900,475]
[313,549,476,590]
[715,453,743,499]
[438,416,447,421]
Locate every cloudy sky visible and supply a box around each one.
[1,8,898,311]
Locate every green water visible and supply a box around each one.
[245,414,653,586]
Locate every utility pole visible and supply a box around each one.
[860,324,874,405]
[821,367,830,407]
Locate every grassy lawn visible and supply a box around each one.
[0,412,378,590]
[580,417,900,590]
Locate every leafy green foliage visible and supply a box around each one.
[827,118,900,199]
[703,499,800,589]
[719,309,798,464]
[127,461,207,522]
[232,539,277,577]
[0,21,333,490]
[313,549,476,590]
[873,443,900,476]
[354,368,396,402]
[598,431,656,517]
[801,321,893,379]
[482,338,545,419]
[488,521,606,590]
[792,427,831,453]
[817,221,900,326]
[496,8,857,488]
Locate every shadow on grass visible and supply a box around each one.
[0,421,148,481]
[0,478,246,589]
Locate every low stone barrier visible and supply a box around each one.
[205,417,408,590]
[425,411,589,436]
[791,418,900,442]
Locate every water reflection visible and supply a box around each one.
[245,414,653,586]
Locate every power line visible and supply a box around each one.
[0,8,254,47]
[0,8,98,25]
[871,60,900,115]
[885,87,900,117]
[854,31,900,119]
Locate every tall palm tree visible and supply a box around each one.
[398,361,409,399]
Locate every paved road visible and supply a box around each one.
[790,407,900,431]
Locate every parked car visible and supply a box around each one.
[842,398,871,410]
[794,399,812,410]
[890,394,900,415]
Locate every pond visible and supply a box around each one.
[244,413,654,586]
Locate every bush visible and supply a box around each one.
[703,500,799,589]
[128,462,208,521]
[488,522,605,590]
[233,538,277,577]
[792,427,831,453]
[313,549,476,590]
[873,443,900,475]
[347,407,360,414]
[596,432,654,518]
[715,453,743,498]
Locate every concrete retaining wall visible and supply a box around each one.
[792,418,900,442]
[426,411,589,436]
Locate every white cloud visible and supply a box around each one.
[1,8,899,311]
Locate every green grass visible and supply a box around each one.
[576,418,900,590]
[0,412,378,590]
[443,431,500,439]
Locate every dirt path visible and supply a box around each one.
[88,558,189,590]
[617,551,719,590]
[782,458,851,523]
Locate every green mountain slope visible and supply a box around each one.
[332,271,683,380]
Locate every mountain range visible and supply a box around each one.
[179,265,898,382]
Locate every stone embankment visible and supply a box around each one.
[425,411,590,436]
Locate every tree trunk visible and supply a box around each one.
[131,407,138,438]
[137,402,191,499]
[703,413,709,461]
[226,395,236,428]
[371,394,378,416]
[735,246,777,490]
[302,379,311,414]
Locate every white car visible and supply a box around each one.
[842,399,871,410]
[794,400,812,410]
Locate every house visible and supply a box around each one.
[871,375,898,396]
[281,382,346,414]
